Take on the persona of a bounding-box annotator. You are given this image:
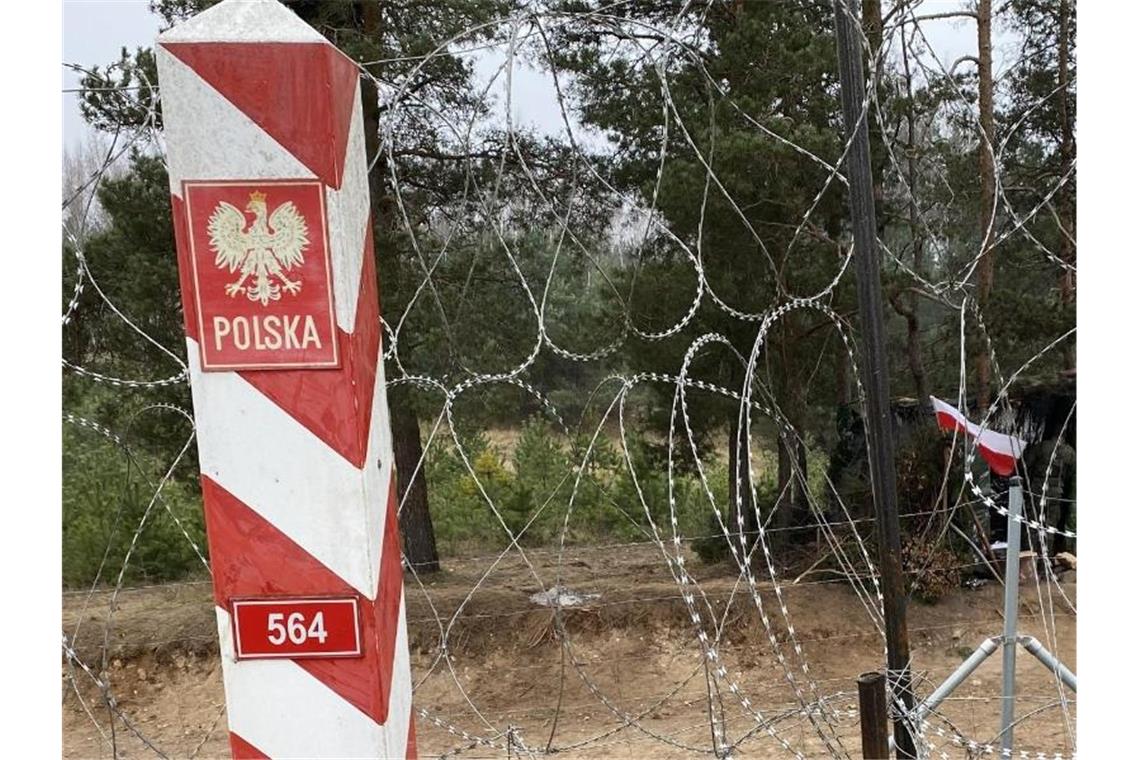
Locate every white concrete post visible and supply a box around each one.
[155,1,415,756]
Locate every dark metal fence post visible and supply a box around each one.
[831,1,917,757]
[858,671,891,759]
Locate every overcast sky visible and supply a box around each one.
[63,0,162,154]
[62,0,1008,156]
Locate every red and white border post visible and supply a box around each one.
[155,0,415,756]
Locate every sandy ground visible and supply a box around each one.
[62,544,1076,758]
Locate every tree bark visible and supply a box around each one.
[975,0,996,409]
[900,28,929,402]
[774,429,809,549]
[868,0,930,403]
[905,308,927,402]
[861,0,882,52]
[776,433,791,545]
[795,438,809,537]
[1057,0,1076,372]
[835,346,850,407]
[772,319,810,550]
[889,291,928,403]
[358,0,440,572]
[391,394,440,572]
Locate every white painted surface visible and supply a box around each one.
[157,0,326,44]
[325,85,372,332]
[187,338,389,600]
[160,1,412,753]
[363,328,396,591]
[216,603,413,758]
[156,46,314,194]
[382,596,414,759]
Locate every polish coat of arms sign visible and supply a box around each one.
[183,180,339,371]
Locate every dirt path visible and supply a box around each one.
[63,545,1076,758]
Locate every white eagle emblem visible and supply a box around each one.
[207,190,310,306]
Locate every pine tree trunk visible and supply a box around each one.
[358,0,441,572]
[774,419,810,536]
[775,433,791,551]
[976,0,996,409]
[771,320,810,551]
[1057,0,1076,371]
[391,397,439,573]
[901,31,929,403]
[835,348,850,407]
[905,307,927,401]
[795,439,809,543]
[774,433,810,548]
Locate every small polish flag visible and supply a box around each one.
[930,396,1027,477]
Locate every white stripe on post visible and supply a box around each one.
[186,339,390,599]
[216,601,412,759]
[325,87,373,333]
[157,48,315,186]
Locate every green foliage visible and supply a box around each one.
[63,151,196,481]
[427,416,728,555]
[546,0,860,535]
[63,0,1078,580]
[62,424,205,589]
[422,429,490,551]
[69,0,610,579]
[78,47,162,132]
[691,458,773,566]
[61,149,203,586]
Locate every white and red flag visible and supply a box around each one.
[930,397,1027,477]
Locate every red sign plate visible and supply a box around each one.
[231,596,362,660]
[183,179,339,371]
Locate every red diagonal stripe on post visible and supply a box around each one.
[239,225,380,468]
[160,42,359,189]
[407,716,418,759]
[306,475,404,712]
[171,199,382,468]
[201,474,404,724]
[228,732,270,759]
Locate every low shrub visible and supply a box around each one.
[427,416,730,554]
[63,424,206,588]
[901,536,962,603]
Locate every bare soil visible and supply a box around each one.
[63,544,1076,758]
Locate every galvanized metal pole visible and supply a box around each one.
[858,671,891,759]
[999,478,1024,754]
[913,636,1001,723]
[1018,636,1077,693]
[831,2,916,756]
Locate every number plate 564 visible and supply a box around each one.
[231,596,363,660]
